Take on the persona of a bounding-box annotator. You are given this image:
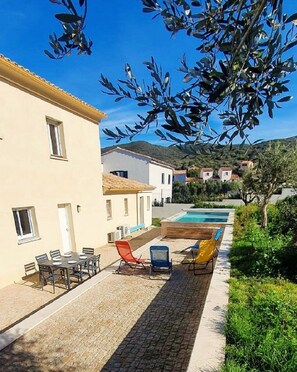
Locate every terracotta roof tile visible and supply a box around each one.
[102,173,155,194]
[186,177,202,183]
[201,168,213,172]
[219,167,232,171]
[174,170,187,174]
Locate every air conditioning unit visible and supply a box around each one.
[117,224,130,237]
[108,230,122,243]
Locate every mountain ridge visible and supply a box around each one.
[101,137,297,170]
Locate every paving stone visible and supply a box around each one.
[0,237,214,371]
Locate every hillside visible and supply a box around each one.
[101,137,297,171]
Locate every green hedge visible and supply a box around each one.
[223,204,297,371]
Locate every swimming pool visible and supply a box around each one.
[161,208,234,239]
[173,211,229,223]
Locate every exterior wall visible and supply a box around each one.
[218,169,232,182]
[102,150,150,184]
[0,80,107,288]
[102,149,173,203]
[103,191,152,238]
[149,163,173,203]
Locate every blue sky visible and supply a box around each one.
[1,1,297,148]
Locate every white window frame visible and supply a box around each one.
[47,117,66,159]
[161,173,165,184]
[124,198,129,216]
[106,200,112,220]
[13,207,38,241]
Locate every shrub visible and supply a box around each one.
[225,278,297,372]
[193,200,235,208]
[274,195,297,240]
[152,218,161,227]
[230,224,294,279]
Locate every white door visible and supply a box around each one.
[139,197,144,225]
[58,204,73,253]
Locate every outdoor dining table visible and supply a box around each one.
[39,252,97,290]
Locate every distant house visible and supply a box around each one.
[218,167,232,182]
[173,170,187,184]
[200,168,214,182]
[0,55,107,288]
[231,174,240,182]
[240,160,254,170]
[186,177,202,184]
[102,173,154,241]
[101,147,174,204]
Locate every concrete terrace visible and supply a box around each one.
[0,227,232,371]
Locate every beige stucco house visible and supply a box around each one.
[0,55,108,288]
[240,160,254,170]
[102,173,155,241]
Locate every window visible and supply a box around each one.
[106,200,112,219]
[13,207,39,242]
[47,117,66,158]
[147,196,150,211]
[161,173,165,184]
[124,198,129,216]
[110,170,128,178]
[168,174,171,184]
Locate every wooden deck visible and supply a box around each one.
[161,221,225,239]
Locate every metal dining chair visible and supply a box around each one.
[35,253,49,264]
[38,264,66,294]
[50,249,61,259]
[82,247,101,274]
[24,262,37,276]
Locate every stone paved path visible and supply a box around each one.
[0,228,161,332]
[0,238,213,371]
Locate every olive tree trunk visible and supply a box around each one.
[260,202,268,228]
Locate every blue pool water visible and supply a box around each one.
[174,211,229,223]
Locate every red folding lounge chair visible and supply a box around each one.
[115,240,146,273]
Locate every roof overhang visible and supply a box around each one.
[0,55,106,125]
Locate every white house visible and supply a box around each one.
[200,168,214,182]
[102,173,154,241]
[218,167,232,182]
[101,147,174,205]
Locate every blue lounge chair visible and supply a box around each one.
[149,246,173,280]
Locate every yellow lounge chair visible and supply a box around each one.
[188,239,217,275]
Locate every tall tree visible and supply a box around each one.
[242,141,297,228]
[47,1,297,149]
